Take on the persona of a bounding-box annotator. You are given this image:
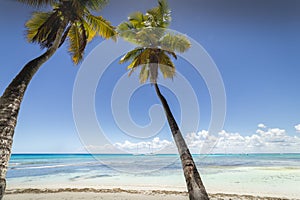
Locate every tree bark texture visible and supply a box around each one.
[154,83,209,200]
[0,21,66,200]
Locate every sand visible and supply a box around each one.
[3,188,294,200]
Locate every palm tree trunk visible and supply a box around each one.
[0,22,66,200]
[154,83,209,200]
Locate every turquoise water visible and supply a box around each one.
[8,153,300,179]
[6,154,300,198]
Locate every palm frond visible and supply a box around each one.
[119,47,144,64]
[82,20,97,42]
[78,0,109,11]
[158,51,175,79]
[128,12,145,29]
[117,21,134,32]
[127,57,141,77]
[85,14,116,40]
[26,11,62,48]
[135,27,164,47]
[17,0,56,7]
[127,57,140,70]
[139,64,150,83]
[117,22,140,45]
[58,25,71,48]
[125,48,151,69]
[79,22,87,52]
[118,0,180,83]
[165,50,177,59]
[160,33,191,53]
[26,11,52,43]
[146,0,171,28]
[128,68,136,77]
[67,23,87,64]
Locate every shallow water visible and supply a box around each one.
[7,153,300,198]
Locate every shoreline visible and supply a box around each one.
[4,188,294,200]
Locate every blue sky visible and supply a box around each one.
[1,0,300,153]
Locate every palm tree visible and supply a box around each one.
[118,0,209,199]
[0,0,116,198]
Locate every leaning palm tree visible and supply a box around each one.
[0,0,116,198]
[118,0,209,199]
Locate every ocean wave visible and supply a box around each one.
[8,161,103,170]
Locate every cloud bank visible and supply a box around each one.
[295,124,300,133]
[186,125,300,154]
[80,124,300,154]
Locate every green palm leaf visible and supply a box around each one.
[118,0,190,83]
[127,57,140,70]
[24,0,116,65]
[86,14,116,41]
[139,64,150,83]
[164,50,177,59]
[17,0,56,7]
[82,20,97,42]
[117,22,139,45]
[128,12,145,29]
[26,11,62,48]
[26,11,52,43]
[78,0,109,11]
[126,48,151,73]
[158,51,175,79]
[136,27,165,47]
[67,23,86,64]
[146,0,171,28]
[120,48,144,64]
[160,33,191,53]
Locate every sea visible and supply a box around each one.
[6,153,300,198]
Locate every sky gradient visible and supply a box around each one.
[1,0,300,153]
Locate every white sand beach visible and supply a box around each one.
[6,154,300,199]
[6,166,300,199]
[3,188,294,200]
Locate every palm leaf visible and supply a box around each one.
[126,57,139,70]
[122,48,151,68]
[128,12,145,29]
[17,0,56,7]
[26,11,52,43]
[127,57,140,77]
[135,27,164,47]
[139,64,150,83]
[118,0,182,83]
[82,20,97,42]
[119,48,144,64]
[117,22,139,45]
[58,25,71,48]
[158,51,175,79]
[160,33,191,53]
[146,0,171,28]
[164,50,177,59]
[85,14,116,40]
[78,0,109,11]
[79,22,87,52]
[26,11,62,48]
[67,23,86,64]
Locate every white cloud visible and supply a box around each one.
[258,123,267,128]
[79,125,300,154]
[114,137,173,154]
[295,124,300,133]
[185,126,300,154]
